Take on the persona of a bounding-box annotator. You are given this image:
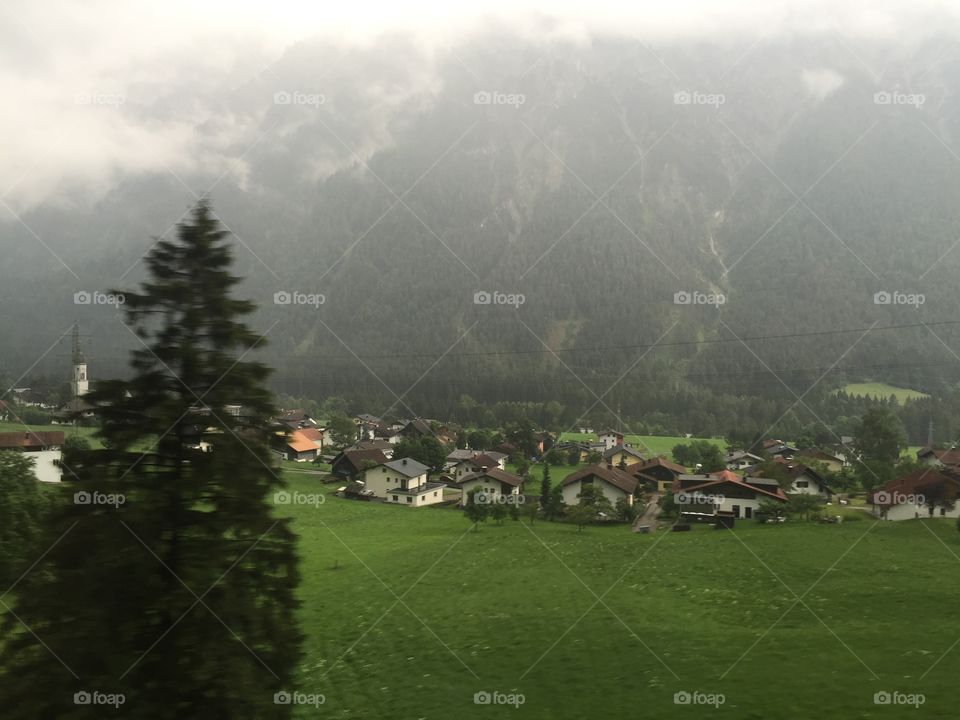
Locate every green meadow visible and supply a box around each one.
[842,382,929,404]
[284,472,960,719]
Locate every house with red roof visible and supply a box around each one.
[869,468,960,521]
[0,430,64,483]
[917,447,960,470]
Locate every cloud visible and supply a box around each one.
[0,0,958,213]
[801,68,846,101]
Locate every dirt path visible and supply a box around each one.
[633,495,660,531]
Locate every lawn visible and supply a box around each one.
[842,382,929,404]
[557,432,725,462]
[0,420,102,446]
[282,471,960,719]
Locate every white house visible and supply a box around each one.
[677,470,787,520]
[363,457,446,507]
[561,464,638,507]
[0,430,64,483]
[448,451,508,481]
[457,468,523,505]
[781,464,833,501]
[597,429,625,451]
[724,450,764,471]
[870,468,960,521]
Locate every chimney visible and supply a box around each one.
[402,458,407,465]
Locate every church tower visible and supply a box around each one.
[71,324,88,399]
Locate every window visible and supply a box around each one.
[433,492,438,497]
[795,480,809,488]
[392,495,398,502]
[406,497,412,503]
[745,507,753,519]
[732,504,741,518]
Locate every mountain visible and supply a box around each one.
[4,30,960,439]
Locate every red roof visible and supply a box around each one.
[919,447,960,466]
[870,468,960,506]
[287,431,318,453]
[297,428,324,443]
[0,430,65,449]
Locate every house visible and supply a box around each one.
[279,430,320,462]
[627,456,686,494]
[346,439,394,459]
[725,450,764,471]
[796,448,845,473]
[676,470,787,520]
[331,448,389,479]
[447,450,508,480]
[550,441,592,464]
[297,427,326,452]
[457,468,524,505]
[602,444,646,468]
[870,468,960,521]
[399,418,434,439]
[917,447,960,469]
[362,457,446,507]
[761,440,799,459]
[278,409,317,430]
[561,464,639,507]
[598,429,625,451]
[0,430,64,483]
[780,463,833,501]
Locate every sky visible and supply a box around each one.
[1,0,958,214]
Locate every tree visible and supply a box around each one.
[0,452,46,588]
[756,498,787,523]
[786,493,823,521]
[511,452,531,477]
[393,435,448,472]
[0,202,302,718]
[463,488,488,529]
[328,412,358,447]
[659,490,679,518]
[489,500,508,525]
[568,501,597,531]
[615,496,637,523]
[545,483,566,521]
[540,463,552,509]
[853,407,906,489]
[58,434,92,481]
[569,484,615,530]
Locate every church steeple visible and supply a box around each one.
[70,324,88,399]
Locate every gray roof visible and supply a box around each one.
[383,458,430,477]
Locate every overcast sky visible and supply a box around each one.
[1,0,958,214]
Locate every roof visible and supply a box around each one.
[627,455,686,476]
[286,431,319,453]
[447,449,475,461]
[456,468,524,488]
[383,458,431,477]
[917,447,960,466]
[870,468,960,506]
[599,428,625,437]
[348,439,393,452]
[797,448,844,463]
[297,428,324,443]
[682,473,788,502]
[0,430,65,449]
[334,449,389,474]
[402,419,433,436]
[356,413,382,423]
[602,445,645,461]
[561,464,638,494]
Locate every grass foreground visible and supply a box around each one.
[282,471,960,719]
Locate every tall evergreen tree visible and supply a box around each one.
[0,202,302,718]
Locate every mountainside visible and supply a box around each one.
[4,30,960,437]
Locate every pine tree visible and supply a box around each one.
[539,462,551,509]
[0,202,302,718]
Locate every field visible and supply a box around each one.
[842,382,929,404]
[557,432,725,461]
[284,472,960,719]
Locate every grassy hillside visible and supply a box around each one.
[842,382,929,404]
[283,472,960,719]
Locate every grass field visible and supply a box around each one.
[842,382,929,404]
[282,472,960,719]
[558,432,725,461]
